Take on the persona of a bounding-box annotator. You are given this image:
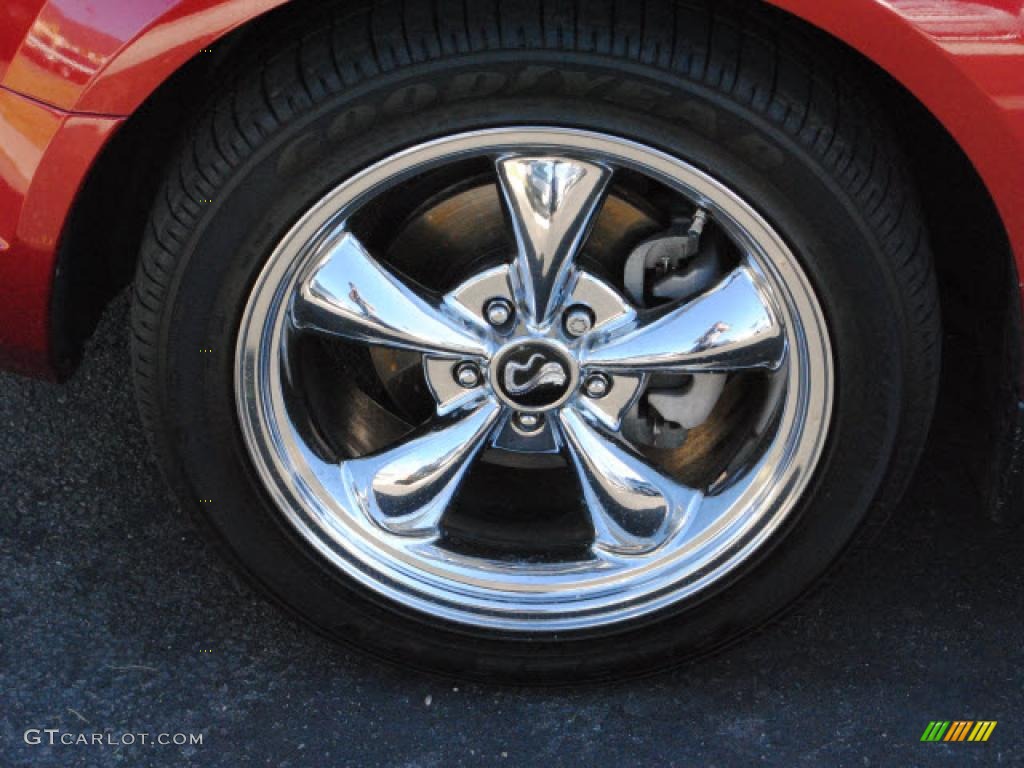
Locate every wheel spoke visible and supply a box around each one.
[582,266,786,374]
[291,230,489,358]
[559,406,702,556]
[496,156,612,326]
[341,397,502,537]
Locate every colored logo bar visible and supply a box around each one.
[921,721,997,742]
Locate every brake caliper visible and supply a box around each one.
[621,208,726,449]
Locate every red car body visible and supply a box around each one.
[1,0,1023,379]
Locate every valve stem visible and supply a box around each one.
[686,208,708,255]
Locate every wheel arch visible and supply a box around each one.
[50,0,1021,508]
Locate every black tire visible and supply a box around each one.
[131,0,939,682]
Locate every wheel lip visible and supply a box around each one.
[234,127,834,632]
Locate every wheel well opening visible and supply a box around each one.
[839,32,1022,516]
[53,0,1020,511]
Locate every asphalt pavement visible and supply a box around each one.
[2,294,1021,767]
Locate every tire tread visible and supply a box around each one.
[131,0,940,678]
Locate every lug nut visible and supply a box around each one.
[485,298,514,327]
[563,306,594,337]
[514,412,543,432]
[583,373,611,399]
[454,362,482,389]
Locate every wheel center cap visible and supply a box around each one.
[491,340,578,411]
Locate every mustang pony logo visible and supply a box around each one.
[503,353,568,396]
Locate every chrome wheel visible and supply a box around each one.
[235,128,833,631]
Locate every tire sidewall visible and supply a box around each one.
[152,54,910,679]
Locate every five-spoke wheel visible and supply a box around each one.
[235,129,831,630]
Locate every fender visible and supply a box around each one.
[0,0,287,114]
[0,0,285,375]
[0,0,1022,377]
[770,0,1024,318]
